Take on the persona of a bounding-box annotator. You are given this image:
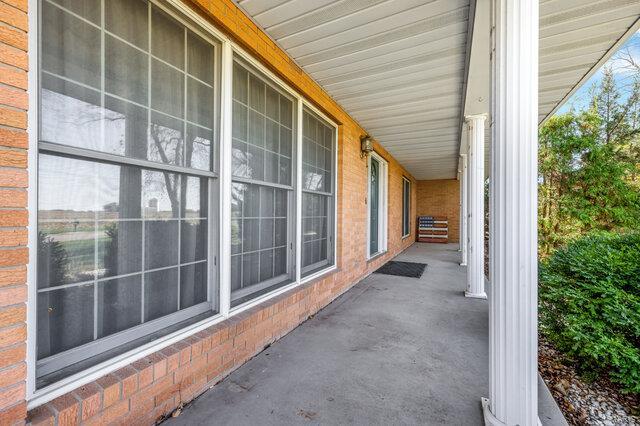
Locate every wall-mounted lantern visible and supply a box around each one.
[360,135,374,158]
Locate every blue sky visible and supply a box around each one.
[557,30,640,114]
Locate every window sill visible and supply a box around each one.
[366,250,387,263]
[401,234,412,240]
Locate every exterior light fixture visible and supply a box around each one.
[360,135,374,158]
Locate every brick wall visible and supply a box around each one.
[0,0,420,424]
[0,0,29,423]
[416,179,461,243]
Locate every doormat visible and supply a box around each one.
[374,261,426,278]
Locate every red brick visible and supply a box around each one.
[131,358,154,389]
[0,382,24,411]
[26,404,54,426]
[0,106,25,129]
[0,343,26,368]
[175,341,191,366]
[0,247,27,267]
[0,43,27,70]
[417,179,460,243]
[0,285,25,307]
[0,127,26,148]
[0,266,24,287]
[0,148,26,167]
[0,64,25,91]
[0,84,27,110]
[1,0,27,14]
[0,229,26,247]
[0,401,26,425]
[113,366,138,398]
[85,398,129,426]
[0,304,24,327]
[0,22,27,50]
[0,324,23,347]
[0,168,27,188]
[50,394,79,426]
[147,352,167,380]
[160,346,180,373]
[95,374,120,409]
[0,3,27,31]
[0,362,24,388]
[72,382,102,421]
[0,189,26,208]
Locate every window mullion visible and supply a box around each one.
[295,100,303,283]
[218,40,233,317]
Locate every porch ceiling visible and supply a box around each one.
[234,0,640,181]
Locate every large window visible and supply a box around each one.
[402,177,411,237]
[37,0,219,386]
[301,108,335,276]
[34,0,339,393]
[230,58,296,306]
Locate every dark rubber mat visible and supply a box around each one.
[374,261,427,278]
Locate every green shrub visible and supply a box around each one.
[539,232,640,394]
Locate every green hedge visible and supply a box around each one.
[539,232,640,394]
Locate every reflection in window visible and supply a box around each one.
[230,58,294,306]
[37,0,218,385]
[40,0,215,172]
[301,109,335,276]
[37,155,211,360]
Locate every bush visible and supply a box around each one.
[539,232,640,394]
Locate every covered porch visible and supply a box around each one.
[167,243,565,425]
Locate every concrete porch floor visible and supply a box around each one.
[166,243,565,425]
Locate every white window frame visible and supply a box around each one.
[402,177,411,238]
[366,151,388,259]
[26,0,339,408]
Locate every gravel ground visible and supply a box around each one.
[539,338,640,425]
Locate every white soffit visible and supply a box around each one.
[235,0,640,180]
[235,0,470,180]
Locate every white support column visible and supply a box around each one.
[483,0,539,425]
[465,114,486,299]
[460,154,469,266]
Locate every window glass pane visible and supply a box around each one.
[403,179,410,236]
[301,109,334,276]
[302,110,333,193]
[37,284,94,358]
[145,220,179,269]
[149,112,184,166]
[180,262,207,309]
[186,125,212,171]
[187,31,214,85]
[229,182,292,306]
[187,77,214,129]
[151,59,184,118]
[49,0,101,23]
[42,1,101,88]
[144,268,179,321]
[105,0,148,49]
[41,74,102,150]
[105,35,148,105]
[151,6,184,69]
[182,219,207,263]
[104,96,149,159]
[97,275,142,338]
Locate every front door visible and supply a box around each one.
[370,157,379,255]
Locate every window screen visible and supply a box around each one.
[230,58,295,306]
[301,108,335,276]
[402,178,411,237]
[37,0,219,385]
